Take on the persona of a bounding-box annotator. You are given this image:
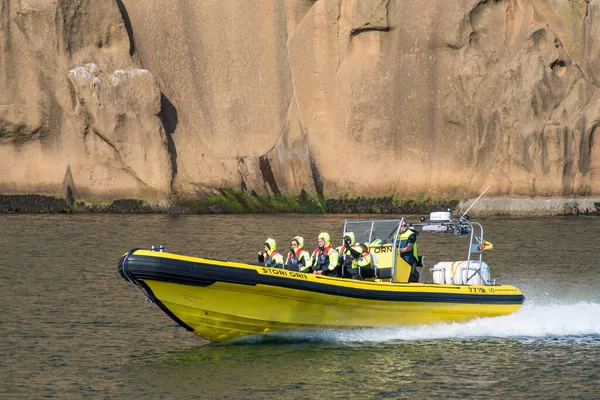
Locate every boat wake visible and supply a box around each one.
[235,301,600,345]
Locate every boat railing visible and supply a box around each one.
[418,215,495,285]
[461,218,494,285]
[344,213,495,285]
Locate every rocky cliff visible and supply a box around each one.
[1,0,599,204]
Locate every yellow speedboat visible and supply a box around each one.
[118,214,524,343]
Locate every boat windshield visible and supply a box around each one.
[343,219,404,245]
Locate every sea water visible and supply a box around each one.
[1,214,598,398]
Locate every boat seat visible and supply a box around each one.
[355,252,379,278]
[356,251,381,278]
[370,258,425,281]
[415,255,425,282]
[358,266,375,278]
[284,263,301,272]
[370,252,379,267]
[375,267,392,279]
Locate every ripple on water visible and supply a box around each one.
[1,214,600,398]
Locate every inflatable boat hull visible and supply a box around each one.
[118,249,524,342]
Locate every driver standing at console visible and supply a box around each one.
[398,222,420,282]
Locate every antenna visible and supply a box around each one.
[461,186,490,218]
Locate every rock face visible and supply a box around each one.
[0,0,171,199]
[1,0,599,202]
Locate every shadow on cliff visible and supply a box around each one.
[116,0,135,56]
[115,0,178,182]
[160,94,178,179]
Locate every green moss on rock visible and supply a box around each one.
[325,196,460,214]
[0,192,461,215]
[171,188,326,214]
[0,194,72,213]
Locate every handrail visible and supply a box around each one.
[345,218,403,224]
[390,217,404,282]
[464,221,490,285]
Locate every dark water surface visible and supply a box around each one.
[1,214,599,398]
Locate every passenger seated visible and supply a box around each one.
[349,244,373,280]
[364,229,384,245]
[337,232,362,279]
[310,232,340,276]
[357,244,373,268]
[369,237,384,245]
[285,236,311,272]
[257,238,284,268]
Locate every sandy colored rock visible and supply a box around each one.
[457,197,600,216]
[0,0,171,199]
[1,0,600,206]
[67,64,172,197]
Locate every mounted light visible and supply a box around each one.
[430,211,452,222]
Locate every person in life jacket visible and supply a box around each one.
[337,232,362,279]
[285,236,311,272]
[310,232,340,276]
[364,228,384,246]
[357,244,373,268]
[257,238,284,268]
[398,221,420,282]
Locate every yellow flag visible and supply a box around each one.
[482,240,494,251]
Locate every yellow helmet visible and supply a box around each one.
[343,232,356,245]
[318,232,331,247]
[264,238,277,255]
[293,236,304,248]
